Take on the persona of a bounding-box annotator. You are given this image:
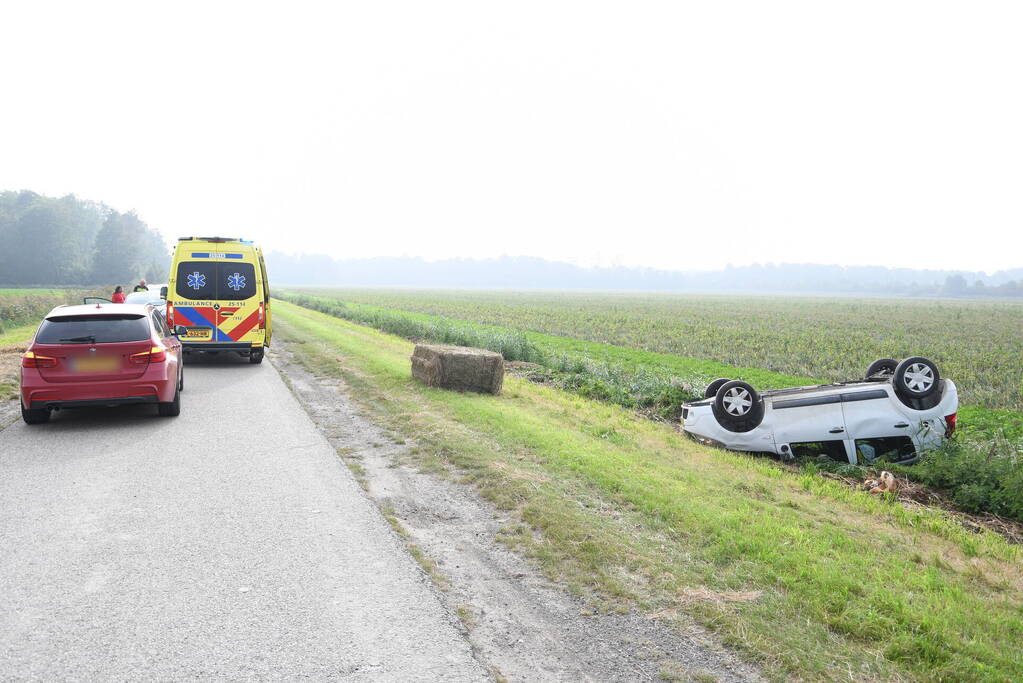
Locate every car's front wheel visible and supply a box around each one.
[894,356,940,401]
[21,404,50,425]
[713,380,764,432]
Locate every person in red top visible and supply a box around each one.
[111,285,126,304]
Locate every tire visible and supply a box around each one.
[713,380,764,432]
[893,356,940,400]
[704,378,731,398]
[249,349,264,364]
[158,387,181,417]
[178,366,184,392]
[21,404,50,425]
[865,358,898,378]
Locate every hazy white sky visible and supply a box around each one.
[1,1,1020,272]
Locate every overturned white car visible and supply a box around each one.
[681,357,958,465]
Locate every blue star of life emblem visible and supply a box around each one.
[187,271,206,290]
[227,272,246,291]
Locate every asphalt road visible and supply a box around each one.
[0,355,485,681]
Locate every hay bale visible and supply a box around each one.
[411,344,504,395]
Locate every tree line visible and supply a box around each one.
[0,190,168,286]
[2,190,1019,297]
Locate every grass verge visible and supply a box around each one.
[273,299,1023,682]
[0,324,35,401]
[0,324,35,347]
[0,288,104,336]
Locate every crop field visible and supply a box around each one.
[289,288,1023,411]
[0,288,105,336]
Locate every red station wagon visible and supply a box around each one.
[20,304,183,424]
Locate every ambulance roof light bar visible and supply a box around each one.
[177,236,246,243]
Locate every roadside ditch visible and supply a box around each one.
[269,341,761,683]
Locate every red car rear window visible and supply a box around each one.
[36,315,150,344]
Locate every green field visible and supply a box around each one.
[288,289,1023,411]
[0,288,68,296]
[274,300,1023,682]
[0,287,104,336]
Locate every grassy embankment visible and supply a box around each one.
[0,288,102,400]
[0,325,36,400]
[274,299,1023,682]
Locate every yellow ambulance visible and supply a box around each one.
[166,237,272,363]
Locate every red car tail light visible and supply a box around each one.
[944,412,957,437]
[22,351,58,368]
[130,346,168,365]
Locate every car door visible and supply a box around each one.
[770,392,852,461]
[840,387,923,464]
[153,310,181,356]
[172,259,220,343]
[257,250,272,346]
[152,310,182,381]
[213,261,262,343]
[840,388,909,441]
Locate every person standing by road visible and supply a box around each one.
[111,285,126,303]
[133,280,149,292]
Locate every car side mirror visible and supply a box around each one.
[160,286,168,298]
[174,325,189,337]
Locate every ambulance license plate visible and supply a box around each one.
[182,327,212,340]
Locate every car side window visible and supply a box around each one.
[152,311,170,338]
[855,437,915,464]
[790,440,850,463]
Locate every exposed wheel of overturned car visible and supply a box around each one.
[704,377,731,398]
[893,356,940,401]
[712,380,764,432]
[865,358,898,378]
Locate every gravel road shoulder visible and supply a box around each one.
[0,399,18,429]
[271,343,761,682]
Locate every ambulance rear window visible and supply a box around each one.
[176,262,257,300]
